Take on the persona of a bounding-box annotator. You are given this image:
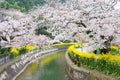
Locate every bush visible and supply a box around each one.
[19,46,27,55]
[25,45,36,52]
[10,45,36,58]
[63,40,71,43]
[10,47,19,58]
[35,27,54,39]
[110,45,120,55]
[59,0,66,3]
[0,47,10,55]
[19,45,36,54]
[0,0,46,12]
[68,45,120,78]
[0,45,37,59]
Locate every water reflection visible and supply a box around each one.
[16,51,71,80]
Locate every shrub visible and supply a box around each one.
[110,45,119,55]
[35,27,54,39]
[0,45,37,59]
[0,47,10,55]
[25,45,36,52]
[19,46,27,54]
[63,40,71,43]
[68,44,120,78]
[59,0,66,3]
[10,47,19,58]
[19,45,36,54]
[0,0,46,12]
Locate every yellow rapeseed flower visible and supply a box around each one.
[68,43,120,66]
[68,44,95,58]
[25,45,36,52]
[110,45,119,50]
[10,47,19,55]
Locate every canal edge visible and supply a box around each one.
[65,52,119,80]
[13,48,67,80]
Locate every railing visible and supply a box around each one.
[0,54,10,65]
[0,46,52,66]
[0,45,69,66]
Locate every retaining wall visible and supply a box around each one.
[0,47,67,80]
[65,52,119,80]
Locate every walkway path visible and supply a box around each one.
[0,47,68,80]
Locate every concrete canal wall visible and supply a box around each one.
[65,52,119,80]
[0,47,67,80]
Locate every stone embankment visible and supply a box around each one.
[0,47,67,80]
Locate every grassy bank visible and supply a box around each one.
[51,43,75,48]
[68,44,120,78]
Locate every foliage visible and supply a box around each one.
[10,47,19,58]
[19,45,36,54]
[59,0,66,3]
[0,0,46,12]
[34,0,46,6]
[93,45,120,55]
[19,46,26,55]
[0,47,10,55]
[68,45,120,78]
[35,27,54,39]
[110,46,119,50]
[7,45,36,58]
[63,40,71,43]
[110,45,120,55]
[31,0,120,52]
[51,43,74,48]
[25,45,36,52]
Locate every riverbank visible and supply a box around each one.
[16,51,70,80]
[65,51,119,80]
[0,47,68,80]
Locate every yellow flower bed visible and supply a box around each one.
[10,47,19,58]
[51,43,75,48]
[68,45,120,64]
[10,45,37,59]
[10,47,19,55]
[25,45,36,52]
[110,45,119,50]
[68,44,120,77]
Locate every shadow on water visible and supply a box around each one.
[16,51,72,80]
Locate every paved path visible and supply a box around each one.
[0,49,39,73]
[0,47,68,80]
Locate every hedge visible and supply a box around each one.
[68,44,120,78]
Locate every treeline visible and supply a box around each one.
[0,0,46,12]
[0,0,67,12]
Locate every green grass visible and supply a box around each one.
[50,43,75,48]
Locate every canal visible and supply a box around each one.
[16,51,71,80]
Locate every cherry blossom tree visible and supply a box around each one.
[0,0,120,51]
[29,0,120,52]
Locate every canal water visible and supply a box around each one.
[16,51,71,80]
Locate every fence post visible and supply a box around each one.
[0,54,10,65]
